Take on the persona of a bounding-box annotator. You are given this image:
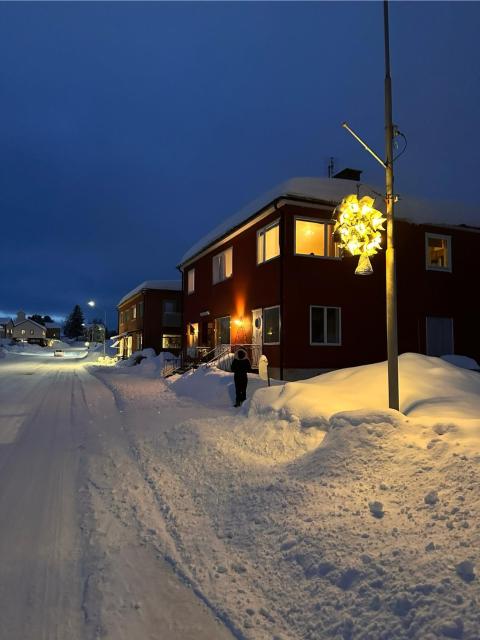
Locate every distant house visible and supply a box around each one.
[178,176,480,380]
[12,316,47,345]
[116,280,182,358]
[0,317,14,339]
[45,322,61,340]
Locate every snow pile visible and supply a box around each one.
[115,349,178,374]
[250,353,480,427]
[441,354,480,371]
[168,364,274,408]
[89,353,480,639]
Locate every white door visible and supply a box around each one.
[251,309,262,367]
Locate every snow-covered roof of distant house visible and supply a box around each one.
[45,322,61,329]
[14,318,45,329]
[180,177,480,265]
[118,280,182,306]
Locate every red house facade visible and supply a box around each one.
[178,177,480,381]
[117,280,182,357]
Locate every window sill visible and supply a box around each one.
[426,266,452,273]
[311,342,342,346]
[212,275,233,285]
[295,253,342,260]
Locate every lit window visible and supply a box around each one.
[264,306,280,344]
[295,218,340,257]
[162,334,181,349]
[21,329,26,335]
[212,247,233,284]
[311,306,341,345]
[132,305,137,319]
[257,220,280,264]
[187,268,195,294]
[426,233,451,271]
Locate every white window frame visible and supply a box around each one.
[425,233,452,272]
[187,268,195,294]
[263,305,281,345]
[257,219,280,265]
[212,247,233,284]
[310,306,342,346]
[294,216,341,259]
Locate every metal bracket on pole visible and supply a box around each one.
[342,122,387,169]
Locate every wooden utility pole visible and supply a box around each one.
[383,0,399,410]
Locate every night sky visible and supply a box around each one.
[1,2,479,326]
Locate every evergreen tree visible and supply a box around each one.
[28,314,54,325]
[64,305,85,338]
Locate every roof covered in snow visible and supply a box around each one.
[118,280,182,306]
[180,177,480,265]
[14,318,45,329]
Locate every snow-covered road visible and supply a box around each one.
[0,356,233,640]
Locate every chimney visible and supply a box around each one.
[333,168,363,181]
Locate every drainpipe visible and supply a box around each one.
[278,201,285,381]
[177,265,185,366]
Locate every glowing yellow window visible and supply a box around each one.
[295,219,340,257]
[257,221,280,264]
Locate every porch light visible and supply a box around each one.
[333,194,386,275]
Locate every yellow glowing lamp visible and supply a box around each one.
[334,194,386,275]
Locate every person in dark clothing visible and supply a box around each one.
[231,348,251,407]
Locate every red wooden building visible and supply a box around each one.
[117,280,182,357]
[178,177,480,380]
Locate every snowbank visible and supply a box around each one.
[168,365,274,408]
[250,353,480,427]
[441,354,480,371]
[114,349,180,376]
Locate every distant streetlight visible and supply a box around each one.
[86,300,107,357]
[340,0,400,411]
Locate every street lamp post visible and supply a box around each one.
[341,0,400,410]
[87,300,107,358]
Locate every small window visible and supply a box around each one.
[187,268,195,294]
[120,311,124,324]
[138,301,144,318]
[264,306,280,344]
[257,220,280,264]
[30,329,34,335]
[426,233,451,271]
[295,218,340,258]
[212,247,233,284]
[21,329,26,335]
[311,306,341,345]
[132,305,137,319]
[162,334,181,349]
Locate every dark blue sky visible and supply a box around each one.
[0,2,478,325]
